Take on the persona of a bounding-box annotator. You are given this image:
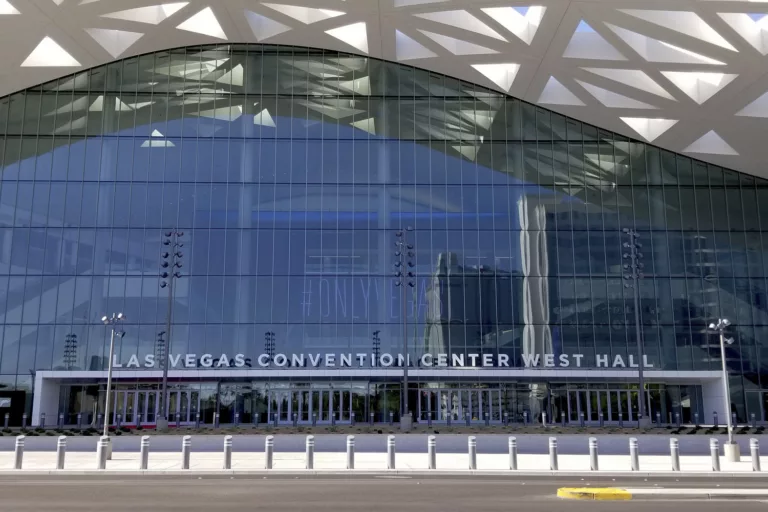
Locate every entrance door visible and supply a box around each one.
[136,391,158,424]
[167,390,197,424]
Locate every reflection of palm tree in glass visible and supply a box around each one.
[519,196,552,420]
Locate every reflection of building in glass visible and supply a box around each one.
[424,251,519,359]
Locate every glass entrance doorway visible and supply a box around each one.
[418,388,503,423]
[566,389,640,424]
[267,388,352,424]
[166,390,199,424]
[110,390,159,425]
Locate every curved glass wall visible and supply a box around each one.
[0,44,767,420]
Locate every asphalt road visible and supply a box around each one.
[1,434,766,455]
[0,476,767,512]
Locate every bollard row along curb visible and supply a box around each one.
[4,434,766,474]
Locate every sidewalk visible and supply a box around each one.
[1,451,767,474]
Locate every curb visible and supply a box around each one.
[557,488,632,501]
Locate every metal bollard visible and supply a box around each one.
[272,413,278,428]
[675,412,681,428]
[223,435,232,470]
[714,411,719,429]
[579,412,585,427]
[195,412,201,429]
[3,412,8,429]
[589,437,599,471]
[427,413,432,427]
[599,412,604,428]
[732,412,738,428]
[484,413,489,427]
[465,412,470,427]
[549,437,558,471]
[656,411,661,426]
[751,438,761,472]
[503,412,509,427]
[711,438,720,471]
[21,412,27,430]
[265,435,274,469]
[447,414,451,427]
[351,412,356,427]
[97,436,109,470]
[58,413,64,428]
[694,412,700,428]
[619,412,624,428]
[508,437,517,470]
[630,438,639,471]
[176,413,180,428]
[670,438,680,472]
[305,435,314,469]
[428,435,436,469]
[56,436,66,470]
[561,411,566,427]
[346,435,355,469]
[292,413,298,427]
[40,412,45,429]
[181,435,191,470]
[468,436,477,470]
[331,412,336,427]
[389,412,394,426]
[136,413,142,428]
[116,413,121,429]
[77,413,82,429]
[387,435,396,469]
[140,436,150,470]
[542,412,547,428]
[312,413,317,427]
[214,412,220,428]
[751,413,757,429]
[369,412,374,426]
[14,435,24,469]
[523,411,529,425]
[234,412,240,426]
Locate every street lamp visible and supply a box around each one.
[101,312,125,457]
[622,228,650,427]
[708,318,740,461]
[394,226,415,430]
[158,230,183,430]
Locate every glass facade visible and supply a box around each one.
[1,44,768,424]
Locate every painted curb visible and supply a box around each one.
[557,488,632,500]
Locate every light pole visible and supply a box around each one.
[622,228,650,427]
[63,333,78,370]
[264,331,275,360]
[101,313,125,456]
[372,330,381,368]
[158,230,183,430]
[708,318,740,460]
[394,227,415,430]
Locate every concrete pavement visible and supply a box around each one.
[1,434,766,455]
[2,450,767,475]
[1,477,768,512]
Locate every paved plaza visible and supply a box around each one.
[1,449,766,474]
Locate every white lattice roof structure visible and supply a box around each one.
[1,0,768,175]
